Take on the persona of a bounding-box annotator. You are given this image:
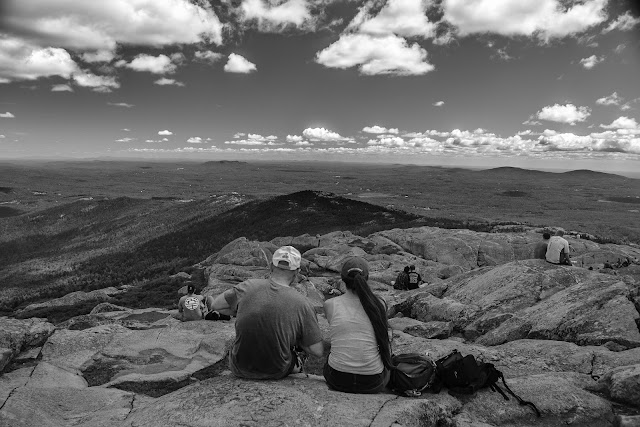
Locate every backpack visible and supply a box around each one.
[434,350,541,417]
[388,353,437,397]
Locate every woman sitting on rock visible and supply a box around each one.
[323,257,393,393]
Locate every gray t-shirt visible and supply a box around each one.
[225,278,322,380]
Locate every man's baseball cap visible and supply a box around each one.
[272,246,301,270]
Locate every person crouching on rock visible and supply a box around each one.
[178,283,205,322]
[323,257,393,393]
[207,245,324,380]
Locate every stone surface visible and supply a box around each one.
[90,302,130,314]
[0,317,56,353]
[0,347,12,372]
[598,364,640,407]
[16,287,122,317]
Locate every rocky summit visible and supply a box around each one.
[1,226,640,426]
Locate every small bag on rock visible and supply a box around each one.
[388,353,437,397]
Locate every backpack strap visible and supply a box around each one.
[499,373,541,417]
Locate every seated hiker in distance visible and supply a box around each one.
[178,283,205,321]
[207,246,324,379]
[323,257,393,393]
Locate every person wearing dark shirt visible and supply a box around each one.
[407,265,423,290]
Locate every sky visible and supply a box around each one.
[1,0,640,174]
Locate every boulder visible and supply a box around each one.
[90,302,129,314]
[410,293,479,329]
[0,347,12,372]
[0,317,55,354]
[16,287,122,317]
[206,237,277,267]
[403,320,453,339]
[597,364,640,408]
[616,415,640,427]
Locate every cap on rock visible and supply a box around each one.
[272,246,301,270]
[341,257,369,281]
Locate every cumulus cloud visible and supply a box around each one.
[302,127,352,142]
[226,133,278,145]
[239,0,312,31]
[107,102,133,108]
[433,101,444,107]
[295,140,312,146]
[234,132,246,138]
[224,53,257,73]
[362,125,399,134]
[596,92,623,106]
[315,33,434,76]
[536,104,591,125]
[194,50,223,63]
[115,137,135,142]
[600,116,639,130]
[81,50,115,63]
[602,11,640,33]
[154,78,185,86]
[72,71,119,92]
[614,43,626,54]
[0,112,16,118]
[51,84,72,92]
[348,0,437,39]
[0,135,5,138]
[580,54,603,69]
[0,36,78,82]
[158,130,173,135]
[123,54,177,74]
[442,0,608,41]
[286,134,304,142]
[122,128,130,131]
[367,136,406,147]
[187,137,203,143]
[3,0,223,51]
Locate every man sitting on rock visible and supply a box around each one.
[393,266,410,290]
[545,230,571,266]
[178,283,205,321]
[533,232,551,259]
[208,245,324,379]
[407,265,423,290]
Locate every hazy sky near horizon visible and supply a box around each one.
[1,0,640,173]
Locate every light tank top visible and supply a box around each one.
[328,293,384,375]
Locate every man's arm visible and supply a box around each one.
[301,341,324,358]
[209,289,237,316]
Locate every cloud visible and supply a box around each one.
[81,50,115,63]
[303,127,352,142]
[107,102,134,108]
[367,136,406,147]
[614,43,626,54]
[0,36,78,82]
[158,130,173,136]
[187,137,203,143]
[286,134,304,142]
[0,112,15,118]
[295,140,312,146]
[123,54,177,74]
[72,71,119,92]
[580,54,603,69]
[602,11,640,33]
[433,101,444,107]
[600,116,639,130]
[3,0,223,51]
[362,125,399,134]
[225,133,278,145]
[315,33,434,76]
[536,103,591,125]
[596,92,623,106]
[225,139,266,145]
[347,0,437,39]
[154,78,185,86]
[0,135,5,138]
[194,50,223,63]
[442,0,608,41]
[224,53,257,73]
[115,137,135,142]
[51,84,73,92]
[122,128,131,132]
[233,132,246,138]
[239,0,312,31]
[523,118,542,126]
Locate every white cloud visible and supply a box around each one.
[295,140,312,146]
[81,50,115,63]
[234,132,246,138]
[124,54,176,74]
[225,139,266,145]
[154,78,185,86]
[72,71,119,92]
[367,136,406,147]
[3,0,223,51]
[603,11,640,33]
[596,92,624,106]
[362,125,399,134]
[286,135,304,142]
[348,0,437,39]
[600,116,639,130]
[187,137,203,143]
[523,118,542,126]
[158,130,173,136]
[537,132,594,151]
[224,53,257,73]
[0,135,5,138]
[614,43,626,54]
[239,0,312,30]
[51,84,72,92]
[536,103,591,125]
[107,102,133,108]
[194,50,223,63]
[0,112,16,118]
[115,137,135,142]
[225,133,277,145]
[122,128,131,132]
[442,0,608,41]
[315,33,434,76]
[580,54,603,69]
[433,101,444,107]
[0,36,78,82]
[302,127,351,142]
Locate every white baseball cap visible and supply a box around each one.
[272,246,301,270]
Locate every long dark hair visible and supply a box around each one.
[343,271,394,369]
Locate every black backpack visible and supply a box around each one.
[388,353,437,397]
[434,350,541,417]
